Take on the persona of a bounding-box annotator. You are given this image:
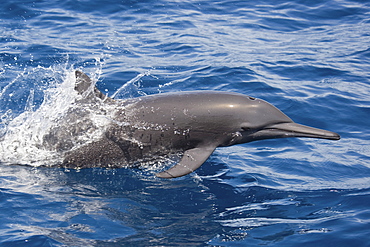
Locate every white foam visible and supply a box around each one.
[0,67,114,166]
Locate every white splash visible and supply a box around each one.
[0,67,113,166]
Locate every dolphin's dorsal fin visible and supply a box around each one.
[156,145,217,178]
[75,70,112,102]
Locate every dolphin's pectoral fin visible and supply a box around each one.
[156,146,217,178]
[75,70,113,102]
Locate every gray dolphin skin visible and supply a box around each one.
[61,71,340,178]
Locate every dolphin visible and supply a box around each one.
[58,71,340,178]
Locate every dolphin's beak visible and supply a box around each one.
[252,122,340,141]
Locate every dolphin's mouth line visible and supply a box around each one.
[262,122,341,140]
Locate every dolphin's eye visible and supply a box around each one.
[249,97,256,100]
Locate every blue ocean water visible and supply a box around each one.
[1,0,370,246]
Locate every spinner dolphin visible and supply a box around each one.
[55,71,340,178]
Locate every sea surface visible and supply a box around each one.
[1,0,370,246]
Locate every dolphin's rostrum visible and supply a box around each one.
[60,71,340,178]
